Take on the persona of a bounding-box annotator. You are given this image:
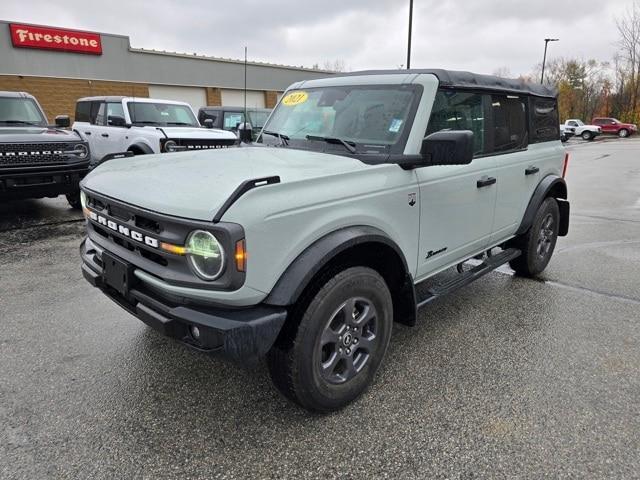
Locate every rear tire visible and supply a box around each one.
[509,197,560,277]
[267,266,393,412]
[619,128,629,138]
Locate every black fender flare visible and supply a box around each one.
[128,143,154,155]
[264,225,417,325]
[516,174,569,237]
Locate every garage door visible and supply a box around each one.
[148,85,207,111]
[221,89,265,109]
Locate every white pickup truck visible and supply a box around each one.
[560,119,601,141]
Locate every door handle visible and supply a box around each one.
[101,133,109,138]
[84,131,92,135]
[525,166,540,175]
[477,176,497,188]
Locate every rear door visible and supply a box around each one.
[489,94,536,240]
[415,90,498,279]
[87,102,110,161]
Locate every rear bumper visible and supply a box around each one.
[80,237,286,362]
[0,164,89,200]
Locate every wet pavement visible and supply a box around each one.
[1,139,639,479]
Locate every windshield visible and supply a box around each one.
[260,85,419,153]
[0,97,47,126]
[575,120,585,126]
[127,102,199,127]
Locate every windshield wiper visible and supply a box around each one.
[305,135,357,154]
[167,122,194,126]
[262,130,290,146]
[0,120,43,126]
[132,121,162,125]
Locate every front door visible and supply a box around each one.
[415,90,497,280]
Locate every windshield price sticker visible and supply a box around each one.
[282,91,309,106]
[389,118,403,133]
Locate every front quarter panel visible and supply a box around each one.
[222,164,420,296]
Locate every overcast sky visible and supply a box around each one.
[1,0,636,76]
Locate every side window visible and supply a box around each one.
[223,112,244,130]
[89,101,103,125]
[491,95,527,152]
[593,118,603,125]
[425,90,486,155]
[528,97,559,143]
[106,103,125,125]
[75,102,91,122]
[94,103,107,126]
[568,121,578,127]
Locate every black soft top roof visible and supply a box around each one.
[344,69,557,98]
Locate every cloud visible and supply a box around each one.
[1,0,635,76]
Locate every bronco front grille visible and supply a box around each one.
[0,142,79,167]
[173,138,237,150]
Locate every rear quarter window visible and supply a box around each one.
[529,97,559,143]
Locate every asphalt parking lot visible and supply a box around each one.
[1,138,639,479]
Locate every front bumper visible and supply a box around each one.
[81,237,286,362]
[0,164,89,200]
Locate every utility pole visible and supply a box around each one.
[406,0,413,69]
[243,46,247,128]
[541,38,559,84]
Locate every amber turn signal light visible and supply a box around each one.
[235,239,247,272]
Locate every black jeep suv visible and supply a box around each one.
[0,91,91,209]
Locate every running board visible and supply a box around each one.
[416,248,521,308]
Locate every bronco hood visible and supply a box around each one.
[81,147,370,221]
[0,126,81,143]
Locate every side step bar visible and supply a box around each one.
[416,248,521,308]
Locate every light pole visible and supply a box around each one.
[406,0,413,69]
[541,38,559,84]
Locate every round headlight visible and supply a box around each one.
[80,190,87,210]
[164,140,178,152]
[74,144,89,158]
[186,230,225,281]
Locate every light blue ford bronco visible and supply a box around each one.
[80,69,570,412]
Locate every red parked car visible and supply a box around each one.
[592,117,638,137]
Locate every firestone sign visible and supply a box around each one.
[9,23,102,55]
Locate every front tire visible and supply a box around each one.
[619,128,629,138]
[267,267,393,412]
[581,131,593,141]
[66,191,82,210]
[509,197,560,277]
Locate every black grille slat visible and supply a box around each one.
[0,142,78,166]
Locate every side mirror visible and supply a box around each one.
[420,130,474,166]
[55,115,70,128]
[237,122,253,143]
[108,115,127,127]
[203,118,214,128]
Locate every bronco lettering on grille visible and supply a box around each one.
[89,211,159,248]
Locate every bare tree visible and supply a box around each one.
[322,59,348,72]
[616,0,640,121]
[492,67,512,78]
